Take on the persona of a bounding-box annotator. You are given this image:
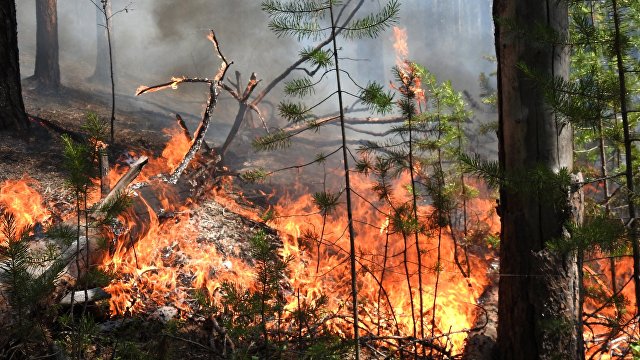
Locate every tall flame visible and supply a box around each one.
[392,26,409,67]
[268,173,495,350]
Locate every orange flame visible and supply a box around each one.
[98,123,498,352]
[391,27,426,104]
[267,173,494,351]
[392,26,409,68]
[0,177,49,242]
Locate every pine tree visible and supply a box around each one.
[252,2,400,358]
[490,0,580,358]
[357,61,472,355]
[60,112,130,358]
[536,0,640,356]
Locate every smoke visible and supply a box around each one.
[16,0,496,149]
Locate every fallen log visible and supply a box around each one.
[60,287,110,305]
[34,156,150,286]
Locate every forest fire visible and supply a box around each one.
[392,26,408,66]
[87,123,498,352]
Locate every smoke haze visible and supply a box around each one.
[16,0,496,149]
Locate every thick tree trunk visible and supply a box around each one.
[494,0,580,359]
[89,2,111,83]
[0,0,28,131]
[33,0,60,89]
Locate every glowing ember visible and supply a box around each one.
[0,177,49,242]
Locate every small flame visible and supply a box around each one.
[135,77,185,96]
[0,177,49,243]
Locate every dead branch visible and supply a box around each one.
[219,72,267,156]
[169,82,218,184]
[98,156,149,210]
[136,30,231,184]
[176,113,211,152]
[99,145,110,198]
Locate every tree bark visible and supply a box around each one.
[33,0,60,89]
[494,0,580,359]
[0,0,28,131]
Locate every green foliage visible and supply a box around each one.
[217,230,346,358]
[548,213,627,254]
[255,0,399,156]
[359,82,395,115]
[253,129,293,151]
[220,231,290,356]
[279,101,313,123]
[114,341,152,360]
[299,47,334,69]
[485,233,500,250]
[631,341,640,359]
[312,190,341,214]
[58,113,131,358]
[0,213,65,344]
[460,153,572,207]
[62,134,95,192]
[284,77,317,98]
[241,168,269,183]
[96,190,133,225]
[341,0,400,40]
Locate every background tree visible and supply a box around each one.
[31,0,60,89]
[0,0,29,131]
[88,0,111,84]
[493,0,580,358]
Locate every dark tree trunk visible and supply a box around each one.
[494,0,580,359]
[89,2,111,83]
[0,0,28,131]
[33,0,60,88]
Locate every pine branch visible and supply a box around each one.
[340,0,400,39]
